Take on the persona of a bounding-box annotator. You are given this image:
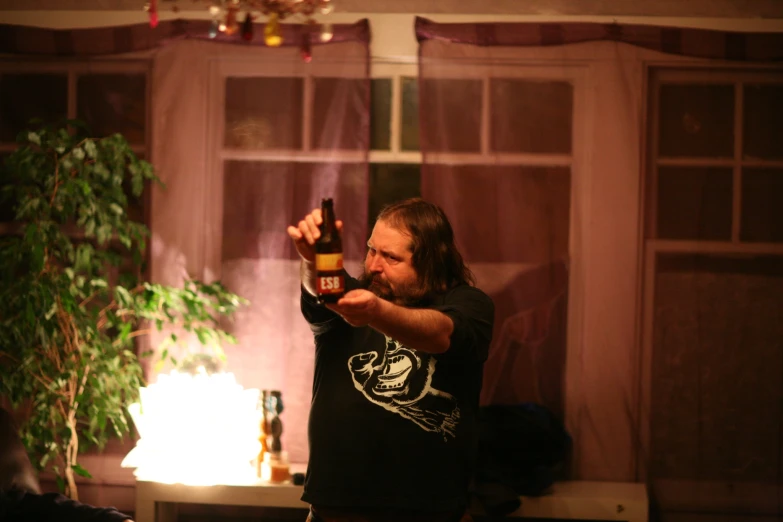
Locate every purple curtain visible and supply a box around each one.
[0,18,370,56]
[0,20,371,467]
[417,18,783,521]
[149,34,370,465]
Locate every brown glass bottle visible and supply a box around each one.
[315,198,344,304]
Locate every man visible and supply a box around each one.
[287,198,494,522]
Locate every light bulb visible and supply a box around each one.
[319,23,334,43]
[264,13,283,47]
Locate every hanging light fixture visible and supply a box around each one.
[144,0,335,49]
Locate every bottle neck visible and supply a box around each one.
[321,202,336,233]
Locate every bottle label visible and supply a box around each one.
[317,274,344,294]
[315,253,343,271]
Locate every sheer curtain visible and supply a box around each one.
[150,22,370,464]
[417,17,783,518]
[0,14,370,478]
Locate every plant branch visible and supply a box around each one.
[79,290,102,309]
[50,151,60,207]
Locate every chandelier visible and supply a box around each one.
[144,0,335,59]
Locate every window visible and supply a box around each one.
[369,63,422,230]
[371,60,581,419]
[0,62,151,231]
[646,69,783,245]
[641,68,783,489]
[211,58,369,266]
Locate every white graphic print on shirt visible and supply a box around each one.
[348,335,460,441]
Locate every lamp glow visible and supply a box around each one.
[122,369,263,486]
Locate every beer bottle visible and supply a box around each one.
[315,198,344,304]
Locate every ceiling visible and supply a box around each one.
[2,0,783,18]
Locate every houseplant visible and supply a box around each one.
[0,120,245,499]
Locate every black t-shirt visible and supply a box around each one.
[300,274,495,512]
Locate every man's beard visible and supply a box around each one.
[358,271,426,307]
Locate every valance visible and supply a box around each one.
[416,16,783,62]
[0,18,370,56]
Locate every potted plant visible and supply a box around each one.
[0,120,245,499]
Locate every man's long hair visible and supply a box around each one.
[377,198,475,297]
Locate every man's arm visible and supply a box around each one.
[327,289,453,354]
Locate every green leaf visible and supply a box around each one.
[84,139,97,159]
[71,464,93,479]
[114,286,132,306]
[55,476,65,493]
[118,322,132,342]
[45,302,57,320]
[96,224,111,245]
[94,162,110,180]
[79,180,92,196]
[27,131,41,145]
[195,327,209,345]
[84,218,96,238]
[32,243,45,272]
[119,234,131,249]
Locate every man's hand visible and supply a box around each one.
[326,289,383,327]
[328,289,454,354]
[286,207,343,262]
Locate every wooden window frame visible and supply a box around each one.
[637,63,783,488]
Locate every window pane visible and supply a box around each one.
[370,79,391,151]
[651,254,783,482]
[658,84,734,158]
[368,163,421,230]
[224,77,303,150]
[743,84,783,160]
[741,168,783,243]
[418,78,481,153]
[490,79,572,154]
[0,73,67,142]
[426,165,570,263]
[311,77,367,151]
[657,167,733,240]
[77,74,146,144]
[401,77,419,152]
